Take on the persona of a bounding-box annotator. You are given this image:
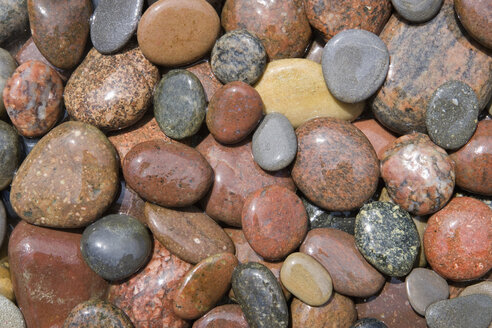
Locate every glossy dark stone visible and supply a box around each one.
[351,318,388,328]
[63,299,133,328]
[0,0,28,44]
[81,214,152,281]
[0,121,20,191]
[302,196,356,235]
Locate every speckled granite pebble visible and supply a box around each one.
[391,0,443,22]
[63,299,133,328]
[0,121,20,191]
[0,294,26,328]
[405,268,449,315]
[302,196,356,234]
[0,0,28,45]
[0,49,17,118]
[351,318,388,328]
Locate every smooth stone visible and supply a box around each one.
[90,0,143,54]
[300,228,385,298]
[137,0,220,66]
[455,0,492,49]
[252,112,297,171]
[305,36,325,64]
[0,294,25,328]
[242,185,308,261]
[353,119,396,161]
[371,0,492,135]
[280,252,332,306]
[206,81,263,144]
[173,253,238,320]
[211,30,266,85]
[351,318,388,328]
[232,262,288,328]
[460,282,492,298]
[154,70,206,140]
[302,197,356,235]
[196,135,295,227]
[63,299,133,328]
[424,196,492,281]
[108,240,191,328]
[65,46,159,131]
[392,0,443,22]
[448,271,492,299]
[0,121,20,191]
[426,295,492,328]
[8,221,108,328]
[28,0,92,69]
[291,294,357,328]
[405,268,449,315]
[186,61,223,102]
[108,180,147,226]
[0,0,28,44]
[145,203,235,264]
[381,133,455,215]
[0,258,13,301]
[10,121,119,228]
[123,140,213,207]
[81,214,152,281]
[292,117,379,211]
[0,201,5,248]
[147,0,224,13]
[450,120,492,196]
[3,61,63,137]
[221,0,311,59]
[321,29,390,103]
[192,304,248,328]
[304,0,392,41]
[0,48,17,118]
[255,59,365,128]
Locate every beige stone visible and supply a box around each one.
[0,258,14,301]
[459,281,492,299]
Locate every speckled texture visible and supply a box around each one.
[232,262,288,328]
[302,196,356,234]
[173,253,238,320]
[0,294,26,328]
[292,117,379,211]
[300,228,385,298]
[371,0,492,135]
[321,29,389,103]
[186,61,223,102]
[123,140,213,207]
[304,0,392,42]
[391,0,443,22]
[0,48,17,118]
[10,121,119,228]
[455,0,492,49]
[90,0,143,54]
[65,46,159,131]
[196,135,295,227]
[192,304,248,328]
[353,119,396,161]
[0,121,20,191]
[108,240,191,328]
[3,61,63,137]
[221,0,311,59]
[63,299,133,328]
[426,295,492,328]
[424,197,492,281]
[0,0,28,44]
[145,203,235,264]
[351,318,388,328]
[405,268,449,315]
[28,0,92,69]
[154,70,206,140]
[0,258,14,302]
[381,133,455,215]
[8,221,108,328]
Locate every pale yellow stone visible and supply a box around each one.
[0,258,14,301]
[254,59,365,128]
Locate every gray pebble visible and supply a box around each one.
[405,268,449,315]
[426,80,479,150]
[0,0,28,44]
[252,112,296,171]
[322,29,389,103]
[459,282,492,299]
[211,29,267,85]
[391,0,443,23]
[0,294,26,328]
[0,48,17,118]
[0,121,21,191]
[0,200,5,248]
[302,195,356,235]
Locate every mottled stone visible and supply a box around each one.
[145,203,234,264]
[305,36,325,64]
[353,119,396,160]
[460,282,492,298]
[0,0,28,44]
[455,0,492,49]
[391,0,443,22]
[65,47,159,131]
[292,117,379,211]
[302,197,356,235]
[0,48,17,118]
[63,299,133,328]
[0,121,20,191]
[0,294,26,328]
[426,295,492,328]
[405,268,449,315]
[186,61,223,102]
[192,304,248,328]
[28,0,92,69]
[424,196,492,281]
[10,121,119,228]
[351,318,388,328]
[255,59,365,128]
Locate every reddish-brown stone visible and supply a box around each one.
[241,185,308,261]
[450,120,492,196]
[3,60,63,137]
[206,82,263,144]
[353,119,396,160]
[424,197,492,281]
[123,140,213,208]
[221,0,312,59]
[292,117,379,211]
[196,135,296,227]
[192,304,248,328]
[455,0,492,49]
[108,240,192,328]
[8,221,109,328]
[186,61,223,102]
[300,228,385,298]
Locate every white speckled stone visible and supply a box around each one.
[0,294,26,328]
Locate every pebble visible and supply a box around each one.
[211,30,266,85]
[154,70,207,140]
[424,196,492,281]
[0,294,26,328]
[0,201,5,248]
[137,0,220,66]
[3,60,63,137]
[206,81,263,144]
[302,197,356,235]
[90,0,143,54]
[405,268,449,315]
[391,0,443,23]
[305,36,325,64]
[232,262,288,328]
[351,318,388,328]
[322,29,390,103]
[353,119,396,160]
[455,0,492,49]
[109,180,147,225]
[255,59,365,128]
[425,294,492,328]
[10,121,119,228]
[186,60,223,102]
[460,282,492,299]
[63,299,133,328]
[0,0,28,44]
[0,48,17,118]
[0,121,21,191]
[252,112,297,171]
[192,304,248,328]
[0,258,14,302]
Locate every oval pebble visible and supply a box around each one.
[405,268,449,315]
[391,0,443,23]
[63,299,133,328]
[0,121,21,191]
[0,294,26,328]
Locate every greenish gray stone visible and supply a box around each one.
[0,48,17,118]
[0,0,28,44]
[391,0,443,23]
[350,318,388,328]
[405,268,449,315]
[302,196,356,235]
[0,121,20,191]
[0,294,26,328]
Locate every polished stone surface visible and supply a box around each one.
[405,268,449,315]
[455,0,492,49]
[391,0,443,22]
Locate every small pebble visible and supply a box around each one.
[391,0,443,23]
[0,48,17,118]
[351,318,388,328]
[460,282,492,299]
[192,304,248,328]
[63,299,133,328]
[405,268,449,315]
[0,121,21,191]
[0,294,26,328]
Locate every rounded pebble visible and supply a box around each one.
[0,294,26,328]
[405,268,449,315]
[455,0,492,49]
[351,318,388,328]
[459,281,492,299]
[192,304,248,328]
[0,121,20,191]
[63,299,133,328]
[391,0,443,23]
[0,48,17,118]
[0,0,28,45]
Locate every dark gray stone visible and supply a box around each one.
[0,121,20,191]
[354,201,420,277]
[81,214,152,281]
[0,200,5,248]
[405,268,449,315]
[302,196,356,235]
[91,0,100,8]
[0,294,26,328]
[0,48,17,118]
[322,29,389,103]
[391,0,443,23]
[426,80,479,150]
[211,29,267,85]
[0,0,28,44]
[351,318,388,328]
